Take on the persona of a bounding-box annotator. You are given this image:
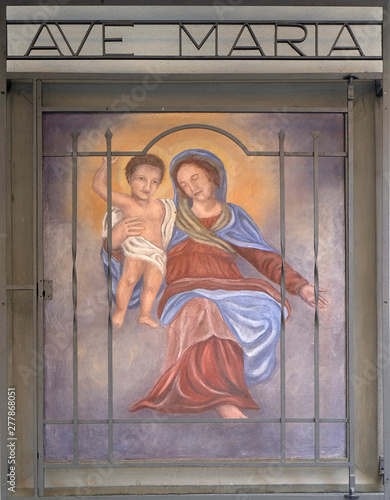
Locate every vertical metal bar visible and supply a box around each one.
[381,1,390,495]
[0,3,8,500]
[29,100,39,496]
[274,24,278,57]
[105,128,114,463]
[102,23,106,57]
[346,76,357,497]
[344,112,351,465]
[35,78,45,497]
[5,59,14,499]
[215,23,218,57]
[179,23,183,57]
[278,130,286,463]
[71,131,80,465]
[312,131,321,462]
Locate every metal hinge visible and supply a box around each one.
[38,279,53,300]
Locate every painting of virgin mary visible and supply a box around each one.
[43,111,346,461]
[104,149,328,419]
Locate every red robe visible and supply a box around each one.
[130,216,308,414]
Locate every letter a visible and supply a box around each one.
[228,24,265,56]
[25,23,63,56]
[328,24,365,57]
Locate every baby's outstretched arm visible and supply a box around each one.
[93,157,130,208]
[93,156,118,200]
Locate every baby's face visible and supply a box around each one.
[128,164,162,201]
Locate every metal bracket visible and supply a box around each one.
[344,493,360,499]
[376,79,383,97]
[379,455,385,477]
[344,74,358,102]
[38,279,53,300]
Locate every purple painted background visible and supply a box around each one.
[43,112,346,462]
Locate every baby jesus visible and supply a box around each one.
[93,154,175,328]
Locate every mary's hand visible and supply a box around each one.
[298,284,329,310]
[111,217,145,249]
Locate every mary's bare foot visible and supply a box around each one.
[112,311,125,328]
[138,315,159,328]
[217,404,248,419]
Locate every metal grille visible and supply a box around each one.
[39,110,350,492]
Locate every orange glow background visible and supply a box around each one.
[76,113,280,237]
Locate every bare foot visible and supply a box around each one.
[112,311,125,328]
[217,404,248,419]
[137,315,159,328]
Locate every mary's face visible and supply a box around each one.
[176,163,217,202]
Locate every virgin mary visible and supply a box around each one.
[123,149,327,419]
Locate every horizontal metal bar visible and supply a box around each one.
[42,151,347,158]
[4,496,386,500]
[42,460,350,469]
[6,72,383,82]
[6,285,35,290]
[40,107,349,114]
[113,418,348,424]
[44,419,108,424]
[43,417,348,424]
[5,495,385,500]
[5,0,387,5]
[7,20,383,25]
[7,55,383,61]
